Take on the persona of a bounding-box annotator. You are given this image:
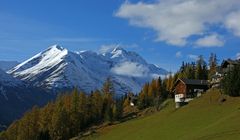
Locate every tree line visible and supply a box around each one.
[175,53,218,80]
[137,77,169,110]
[0,78,124,140]
[161,53,218,94]
[0,77,171,140]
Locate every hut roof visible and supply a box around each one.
[174,78,208,87]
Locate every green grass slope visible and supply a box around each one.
[87,89,240,140]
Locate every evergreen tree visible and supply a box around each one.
[147,82,154,106]
[123,96,130,108]
[5,121,19,140]
[113,98,123,121]
[137,83,149,109]
[166,74,174,92]
[155,77,163,108]
[202,60,208,80]
[14,107,40,140]
[208,53,218,79]
[69,89,81,136]
[156,77,162,97]
[28,106,41,139]
[222,65,240,96]
[195,55,208,80]
[92,90,103,122]
[163,78,171,98]
[50,98,70,140]
[137,91,146,110]
[37,130,50,140]
[79,92,87,128]
[39,102,54,136]
[102,77,115,122]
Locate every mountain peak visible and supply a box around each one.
[112,46,125,52]
[8,44,68,74]
[47,44,65,51]
[40,44,68,59]
[99,44,127,54]
[110,47,127,59]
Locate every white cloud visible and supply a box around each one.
[111,61,149,77]
[236,53,240,59]
[195,34,224,47]
[225,11,240,37]
[116,0,240,46]
[188,54,198,60]
[175,51,182,58]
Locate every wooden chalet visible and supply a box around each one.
[210,59,240,88]
[221,59,240,74]
[173,78,209,108]
[209,59,240,88]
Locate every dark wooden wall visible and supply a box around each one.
[175,81,186,95]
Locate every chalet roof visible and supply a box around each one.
[176,78,208,86]
[221,59,240,68]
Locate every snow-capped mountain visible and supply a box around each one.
[0,61,19,71]
[8,45,168,94]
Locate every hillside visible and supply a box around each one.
[82,89,240,140]
[0,69,54,128]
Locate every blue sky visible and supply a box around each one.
[1,0,240,71]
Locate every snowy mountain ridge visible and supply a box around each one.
[8,45,168,94]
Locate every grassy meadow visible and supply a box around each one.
[81,89,240,140]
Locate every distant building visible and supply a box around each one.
[126,92,137,107]
[209,59,240,88]
[221,59,240,74]
[130,102,135,107]
[210,72,223,88]
[209,66,223,88]
[173,78,209,108]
